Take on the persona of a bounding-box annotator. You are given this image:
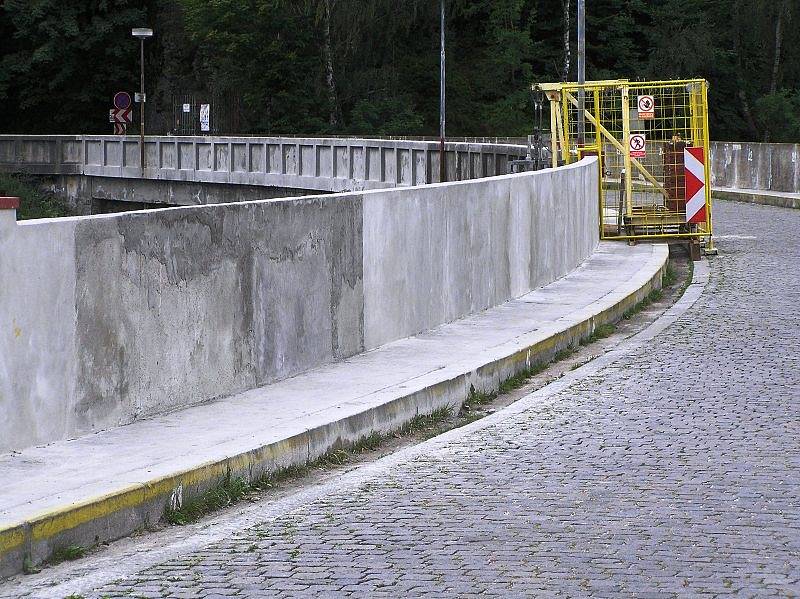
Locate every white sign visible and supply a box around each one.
[200,104,210,132]
[135,92,146,103]
[629,133,646,158]
[637,95,655,119]
[182,103,191,113]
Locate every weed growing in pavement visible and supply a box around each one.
[580,324,617,346]
[663,263,677,287]
[22,556,41,575]
[163,408,454,526]
[51,545,86,564]
[553,346,577,362]
[165,474,249,525]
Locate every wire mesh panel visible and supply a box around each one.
[539,79,712,242]
[170,93,243,136]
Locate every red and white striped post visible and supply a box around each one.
[684,147,707,224]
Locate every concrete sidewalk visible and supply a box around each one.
[0,241,667,578]
[714,186,800,209]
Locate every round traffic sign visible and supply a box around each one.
[630,134,645,151]
[114,91,132,110]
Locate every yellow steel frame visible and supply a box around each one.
[538,79,713,242]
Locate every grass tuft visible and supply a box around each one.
[165,474,249,525]
[51,545,86,564]
[662,263,677,287]
[580,324,617,346]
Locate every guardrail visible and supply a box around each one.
[0,135,527,193]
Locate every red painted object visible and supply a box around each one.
[0,197,20,210]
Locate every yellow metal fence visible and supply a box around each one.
[538,79,713,242]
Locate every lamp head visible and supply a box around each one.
[131,28,153,39]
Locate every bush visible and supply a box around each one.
[0,173,71,220]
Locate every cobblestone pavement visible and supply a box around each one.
[91,200,800,597]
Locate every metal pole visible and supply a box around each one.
[439,0,446,183]
[140,38,145,174]
[576,0,586,145]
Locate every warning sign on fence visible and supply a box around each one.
[200,104,210,132]
[629,133,646,158]
[637,95,655,119]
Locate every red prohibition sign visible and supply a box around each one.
[630,135,645,151]
[638,96,653,112]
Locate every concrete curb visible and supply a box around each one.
[0,245,668,579]
[713,188,800,209]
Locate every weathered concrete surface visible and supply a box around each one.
[711,141,800,193]
[38,174,319,214]
[362,160,598,348]
[0,241,667,580]
[0,158,598,453]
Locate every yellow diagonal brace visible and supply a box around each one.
[564,91,668,197]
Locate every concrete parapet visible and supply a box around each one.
[711,141,800,194]
[0,158,599,453]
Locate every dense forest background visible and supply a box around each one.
[1,0,797,141]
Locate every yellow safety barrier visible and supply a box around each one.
[537,79,713,244]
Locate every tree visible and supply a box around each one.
[0,0,146,133]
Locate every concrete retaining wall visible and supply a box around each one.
[711,141,800,193]
[0,158,598,452]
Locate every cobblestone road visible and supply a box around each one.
[95,200,799,597]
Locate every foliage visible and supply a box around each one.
[0,0,146,133]
[0,173,72,220]
[1,0,797,140]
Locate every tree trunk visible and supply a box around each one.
[765,0,788,141]
[322,0,340,128]
[769,1,787,95]
[562,0,570,81]
[733,3,759,139]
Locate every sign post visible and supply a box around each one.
[110,94,132,135]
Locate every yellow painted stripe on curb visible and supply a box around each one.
[0,527,25,553]
[28,461,231,542]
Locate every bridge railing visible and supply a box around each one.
[0,135,527,193]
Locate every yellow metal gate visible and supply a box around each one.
[538,79,713,242]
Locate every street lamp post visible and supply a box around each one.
[576,0,585,144]
[131,28,153,175]
[439,0,446,183]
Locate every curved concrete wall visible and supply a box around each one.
[711,141,800,193]
[0,158,599,452]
